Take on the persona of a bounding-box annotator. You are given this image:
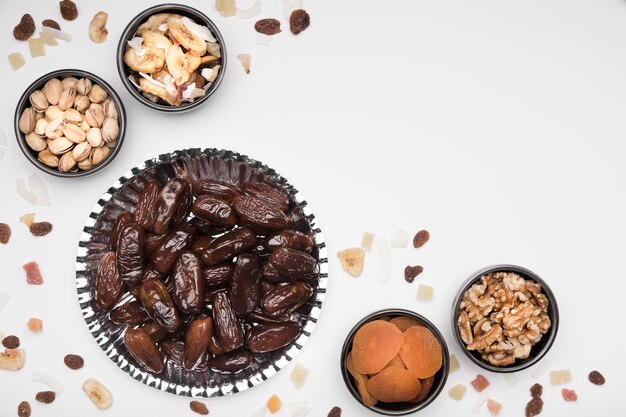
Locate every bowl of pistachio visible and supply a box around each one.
[14,68,126,178]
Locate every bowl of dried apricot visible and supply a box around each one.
[452,264,559,373]
[341,310,449,415]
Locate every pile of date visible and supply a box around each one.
[95,175,320,375]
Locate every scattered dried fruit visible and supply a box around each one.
[367,367,421,402]
[561,388,577,402]
[20,214,35,227]
[35,391,56,404]
[237,0,262,19]
[550,369,572,385]
[327,406,342,417]
[237,53,252,74]
[8,53,26,71]
[2,335,20,349]
[337,247,364,277]
[30,221,53,237]
[31,369,65,393]
[449,353,460,373]
[472,392,489,413]
[449,384,466,401]
[28,38,45,58]
[0,223,10,244]
[41,26,72,42]
[389,229,408,248]
[27,318,42,332]
[503,373,519,387]
[589,370,605,385]
[399,326,442,378]
[89,11,109,43]
[525,397,543,417]
[413,229,430,248]
[82,378,113,410]
[289,401,312,417]
[404,265,423,283]
[23,261,43,285]
[64,354,84,370]
[267,394,282,414]
[42,20,61,30]
[60,0,78,20]
[290,9,310,35]
[530,383,543,398]
[352,320,403,374]
[290,363,308,389]
[0,348,25,370]
[190,400,209,415]
[17,173,52,206]
[417,284,433,301]
[487,399,502,416]
[17,401,31,417]
[255,18,281,35]
[361,232,374,252]
[471,374,490,392]
[13,14,35,41]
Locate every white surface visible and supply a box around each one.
[0,0,625,415]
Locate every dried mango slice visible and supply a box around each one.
[346,352,377,407]
[390,316,422,332]
[449,353,460,373]
[337,248,365,277]
[399,326,442,379]
[352,320,403,374]
[366,367,421,403]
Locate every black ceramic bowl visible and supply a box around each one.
[117,3,227,113]
[451,264,559,373]
[14,69,126,178]
[341,309,450,416]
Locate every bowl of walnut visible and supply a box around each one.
[452,265,559,373]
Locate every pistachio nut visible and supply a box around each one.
[48,137,74,155]
[38,150,60,168]
[42,78,63,105]
[77,158,94,171]
[63,108,83,124]
[34,118,48,137]
[18,107,37,134]
[91,146,110,165]
[58,87,76,111]
[45,105,64,121]
[44,117,66,139]
[106,140,117,149]
[85,103,105,128]
[76,78,93,96]
[29,90,49,113]
[72,141,92,162]
[101,117,119,143]
[86,127,104,147]
[80,119,91,132]
[63,123,87,144]
[88,84,108,104]
[61,76,78,89]
[59,152,77,173]
[103,99,118,119]
[25,132,47,152]
[74,95,90,113]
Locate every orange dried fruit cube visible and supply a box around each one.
[384,354,406,370]
[27,318,43,332]
[266,394,282,414]
[346,352,377,407]
[390,316,422,332]
[367,367,422,403]
[399,326,442,378]
[352,320,403,374]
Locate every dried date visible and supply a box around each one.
[95,252,124,310]
[192,196,238,226]
[232,195,291,233]
[150,224,195,274]
[192,179,242,202]
[110,300,150,325]
[264,229,315,253]
[184,316,213,370]
[247,322,300,353]
[199,226,257,265]
[124,327,165,374]
[262,262,289,283]
[142,321,168,342]
[261,282,313,318]
[212,292,244,352]
[139,279,182,332]
[152,178,192,234]
[269,248,319,280]
[211,350,253,373]
[172,252,205,314]
[230,254,262,316]
[134,180,159,229]
[116,223,145,286]
[242,181,289,211]
[203,263,235,288]
[110,212,132,250]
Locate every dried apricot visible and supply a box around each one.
[390,316,422,332]
[346,352,377,407]
[352,320,403,374]
[366,367,421,403]
[384,354,406,370]
[399,326,442,379]
[411,375,434,403]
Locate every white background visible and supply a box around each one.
[1,0,625,416]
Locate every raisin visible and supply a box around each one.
[589,370,605,385]
[327,406,342,417]
[0,223,10,244]
[13,14,35,41]
[189,400,209,415]
[17,401,31,417]
[60,0,78,20]
[525,397,543,417]
[413,230,430,248]
[42,19,61,30]
[64,354,84,370]
[255,18,281,35]
[30,221,53,237]
[2,335,20,349]
[404,265,423,283]
[530,383,543,398]
[35,391,56,404]
[290,9,310,35]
